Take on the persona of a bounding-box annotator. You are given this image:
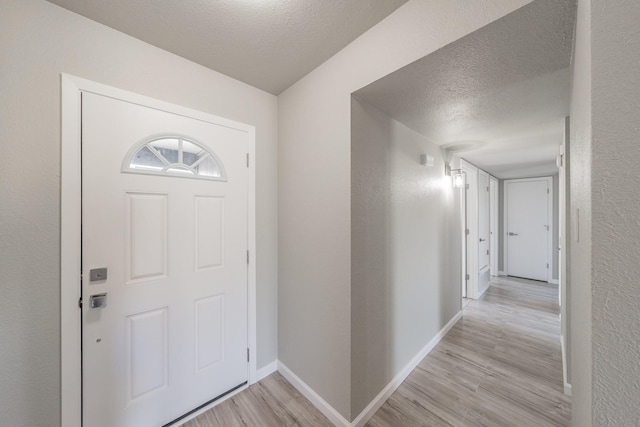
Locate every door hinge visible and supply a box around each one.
[547,263,549,269]
[246,153,249,168]
[465,274,470,280]
[487,186,489,192]
[547,188,550,194]
[247,348,250,362]
[466,229,470,235]
[247,250,250,265]
[487,249,489,255]
[466,184,470,190]
[78,297,83,309]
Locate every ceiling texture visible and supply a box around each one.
[354,0,577,179]
[49,0,576,179]
[46,0,408,95]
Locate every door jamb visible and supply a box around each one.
[60,74,258,427]
[489,176,499,277]
[460,159,479,299]
[503,176,554,282]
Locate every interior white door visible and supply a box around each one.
[81,92,248,427]
[506,178,550,281]
[478,171,490,271]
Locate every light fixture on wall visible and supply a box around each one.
[445,164,465,188]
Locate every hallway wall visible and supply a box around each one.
[277,1,532,420]
[590,0,640,423]
[351,98,461,417]
[0,1,278,426]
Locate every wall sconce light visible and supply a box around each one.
[445,164,465,188]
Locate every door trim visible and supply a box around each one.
[460,159,478,299]
[60,74,258,427]
[503,176,553,283]
[489,176,499,277]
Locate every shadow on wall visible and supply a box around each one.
[350,96,462,419]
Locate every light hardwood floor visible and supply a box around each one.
[181,372,333,427]
[183,276,570,426]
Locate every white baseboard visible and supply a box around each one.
[560,335,571,396]
[476,282,490,299]
[350,310,463,427]
[549,279,559,285]
[277,361,351,427]
[498,270,507,276]
[255,360,278,382]
[564,382,572,396]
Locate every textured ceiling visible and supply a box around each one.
[46,0,408,94]
[354,0,577,179]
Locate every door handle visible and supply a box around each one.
[90,293,108,309]
[479,238,486,242]
[508,232,519,236]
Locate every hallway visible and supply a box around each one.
[185,276,570,426]
[367,276,570,426]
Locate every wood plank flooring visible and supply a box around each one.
[367,276,571,427]
[183,276,570,426]
[181,372,333,427]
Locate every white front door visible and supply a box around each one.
[81,92,249,427]
[505,178,551,282]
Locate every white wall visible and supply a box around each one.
[0,1,278,426]
[278,0,532,420]
[569,0,592,425]
[350,98,461,417]
[590,0,640,423]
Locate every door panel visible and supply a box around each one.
[506,179,549,281]
[81,92,248,427]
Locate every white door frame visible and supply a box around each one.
[60,74,258,427]
[460,159,479,299]
[489,176,499,277]
[503,176,553,283]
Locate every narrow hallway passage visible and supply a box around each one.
[367,276,571,426]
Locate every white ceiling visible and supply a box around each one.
[354,0,576,179]
[46,0,408,95]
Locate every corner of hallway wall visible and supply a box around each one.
[0,1,278,426]
[350,97,462,418]
[569,0,593,425]
[277,1,534,421]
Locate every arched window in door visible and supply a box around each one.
[122,135,227,181]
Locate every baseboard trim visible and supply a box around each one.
[549,279,559,285]
[476,282,490,299]
[255,360,278,382]
[277,312,464,427]
[560,335,571,396]
[351,310,464,427]
[277,361,351,427]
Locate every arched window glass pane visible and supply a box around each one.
[130,146,165,171]
[149,138,180,164]
[123,136,227,181]
[182,140,204,166]
[195,156,222,178]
